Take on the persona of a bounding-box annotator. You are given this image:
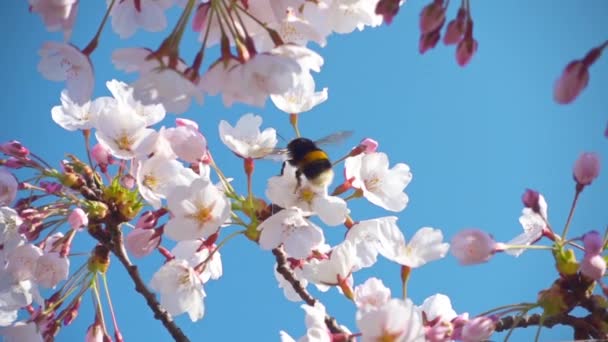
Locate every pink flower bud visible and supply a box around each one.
[375,0,401,25]
[456,35,478,67]
[165,124,208,164]
[86,322,104,342]
[553,61,589,104]
[135,211,158,230]
[582,230,603,256]
[91,144,112,171]
[4,157,26,169]
[0,140,30,158]
[419,30,441,54]
[419,0,446,34]
[451,229,496,265]
[425,322,453,342]
[0,167,18,206]
[359,138,379,153]
[461,316,495,342]
[125,228,161,258]
[120,174,136,189]
[40,181,62,194]
[521,188,540,213]
[580,254,606,281]
[443,9,466,45]
[68,208,88,230]
[573,152,600,186]
[192,2,211,32]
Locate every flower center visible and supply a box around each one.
[115,132,134,151]
[143,174,158,190]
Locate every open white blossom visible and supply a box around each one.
[106,79,166,126]
[136,154,198,209]
[33,252,69,288]
[164,178,231,241]
[271,71,328,114]
[302,240,357,286]
[281,302,331,342]
[258,208,324,259]
[29,0,78,41]
[357,299,425,342]
[37,41,93,104]
[51,91,112,131]
[171,240,222,283]
[267,164,348,226]
[0,321,43,342]
[0,169,17,206]
[327,0,383,34]
[505,208,547,257]
[378,224,449,268]
[420,294,457,322]
[149,259,206,321]
[6,244,43,282]
[345,152,412,212]
[346,216,398,269]
[108,0,174,39]
[0,207,23,252]
[219,113,277,159]
[162,119,208,163]
[354,277,391,313]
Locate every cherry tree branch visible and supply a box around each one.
[107,224,190,342]
[272,247,349,336]
[494,313,607,340]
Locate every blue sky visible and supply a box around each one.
[1,1,607,341]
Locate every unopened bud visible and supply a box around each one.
[580,254,606,281]
[375,0,401,25]
[573,152,600,186]
[521,188,540,213]
[582,230,603,256]
[0,140,30,158]
[456,30,477,67]
[68,208,88,230]
[419,30,441,54]
[419,0,446,34]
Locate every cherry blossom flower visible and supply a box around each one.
[37,41,93,104]
[451,229,497,265]
[93,98,155,160]
[573,152,600,186]
[108,0,174,39]
[354,277,391,313]
[0,207,24,251]
[326,0,383,34]
[171,240,222,283]
[0,168,17,206]
[461,316,495,342]
[51,91,112,131]
[125,228,160,258]
[106,79,166,126]
[580,254,606,281]
[420,294,457,322]
[162,119,208,163]
[271,71,328,114]
[149,259,206,321]
[0,321,43,342]
[280,302,333,342]
[112,48,202,114]
[136,154,198,209]
[302,240,357,287]
[34,252,69,288]
[6,244,43,281]
[29,0,78,41]
[378,224,449,268]
[164,178,231,241]
[258,208,324,259]
[0,275,39,327]
[67,208,88,230]
[505,209,546,257]
[345,152,412,212]
[356,298,425,342]
[218,114,277,159]
[346,216,398,269]
[266,164,348,226]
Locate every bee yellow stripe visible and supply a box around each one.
[301,150,329,164]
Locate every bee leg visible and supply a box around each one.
[280,161,287,176]
[294,169,303,194]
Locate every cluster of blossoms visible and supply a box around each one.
[2,0,605,341]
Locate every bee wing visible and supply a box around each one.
[314,130,354,147]
[263,147,290,162]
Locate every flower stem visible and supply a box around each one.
[401,265,411,300]
[561,187,581,240]
[290,113,301,137]
[82,0,116,55]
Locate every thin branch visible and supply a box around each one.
[494,313,606,339]
[109,226,190,342]
[272,247,350,336]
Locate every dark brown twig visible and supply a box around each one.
[272,247,349,336]
[494,313,606,339]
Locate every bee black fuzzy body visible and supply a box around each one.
[282,137,334,189]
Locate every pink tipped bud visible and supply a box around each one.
[451,229,496,265]
[192,2,211,32]
[359,138,379,153]
[461,316,495,342]
[554,61,589,104]
[125,228,161,258]
[68,208,88,230]
[521,188,540,213]
[135,211,158,230]
[375,0,401,25]
[573,152,600,186]
[0,140,30,158]
[120,174,136,189]
[0,167,18,206]
[419,0,446,34]
[85,322,104,342]
[419,30,441,54]
[4,157,26,169]
[580,254,606,281]
[456,35,478,67]
[91,144,112,171]
[582,230,603,256]
[443,9,466,45]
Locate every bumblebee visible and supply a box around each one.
[277,131,353,190]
